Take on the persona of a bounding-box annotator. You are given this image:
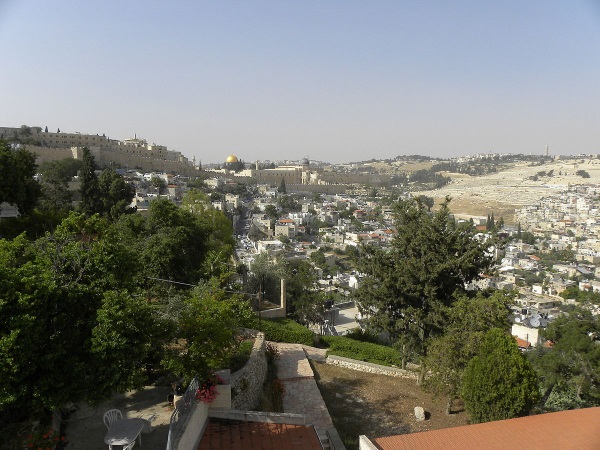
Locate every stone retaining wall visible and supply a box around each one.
[326,355,418,380]
[231,331,267,410]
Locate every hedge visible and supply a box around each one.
[252,318,315,346]
[321,335,403,367]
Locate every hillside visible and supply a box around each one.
[419,158,600,223]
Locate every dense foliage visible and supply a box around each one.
[425,291,512,413]
[528,308,600,409]
[0,215,161,412]
[462,328,540,423]
[0,139,41,215]
[255,318,315,346]
[355,197,494,377]
[0,188,239,416]
[321,335,404,367]
[163,279,254,381]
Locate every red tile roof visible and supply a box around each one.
[198,418,323,450]
[514,336,532,348]
[371,407,600,450]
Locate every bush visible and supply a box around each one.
[462,328,540,423]
[321,335,404,367]
[254,318,315,346]
[228,339,254,373]
[344,328,383,344]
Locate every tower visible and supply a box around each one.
[545,145,549,157]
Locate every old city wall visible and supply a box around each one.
[25,145,198,176]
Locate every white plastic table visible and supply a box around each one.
[104,418,146,449]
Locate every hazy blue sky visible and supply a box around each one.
[1,1,599,164]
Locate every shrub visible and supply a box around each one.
[321,335,404,367]
[254,318,315,346]
[228,338,254,373]
[462,328,540,423]
[344,327,383,344]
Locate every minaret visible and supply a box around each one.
[545,145,549,157]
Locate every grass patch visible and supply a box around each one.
[321,335,404,367]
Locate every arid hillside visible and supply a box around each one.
[417,159,600,223]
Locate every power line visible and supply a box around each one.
[145,276,260,297]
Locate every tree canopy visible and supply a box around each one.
[163,279,254,382]
[529,308,600,409]
[0,191,241,416]
[0,139,41,215]
[355,197,494,377]
[425,291,512,413]
[0,215,161,412]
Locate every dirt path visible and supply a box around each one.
[311,361,469,450]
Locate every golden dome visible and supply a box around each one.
[226,154,239,163]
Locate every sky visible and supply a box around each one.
[1,1,600,164]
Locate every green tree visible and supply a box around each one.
[462,328,540,423]
[416,194,434,211]
[279,178,287,194]
[310,249,327,267]
[530,309,600,408]
[163,279,254,381]
[139,200,210,285]
[38,158,83,213]
[91,290,164,399]
[150,176,166,194]
[246,252,286,310]
[425,291,513,414]
[182,189,212,214]
[355,197,494,379]
[264,204,279,220]
[197,208,235,281]
[0,139,41,215]
[277,194,300,212]
[97,168,136,220]
[520,231,536,245]
[78,147,102,216]
[286,259,325,326]
[0,214,157,413]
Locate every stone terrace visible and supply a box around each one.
[274,343,333,439]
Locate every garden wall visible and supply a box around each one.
[326,355,418,380]
[231,331,267,410]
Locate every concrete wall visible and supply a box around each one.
[231,332,268,410]
[176,401,208,450]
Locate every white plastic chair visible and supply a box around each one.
[103,409,123,429]
[103,409,134,450]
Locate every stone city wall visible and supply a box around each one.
[326,355,418,380]
[25,145,198,176]
[231,331,267,410]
